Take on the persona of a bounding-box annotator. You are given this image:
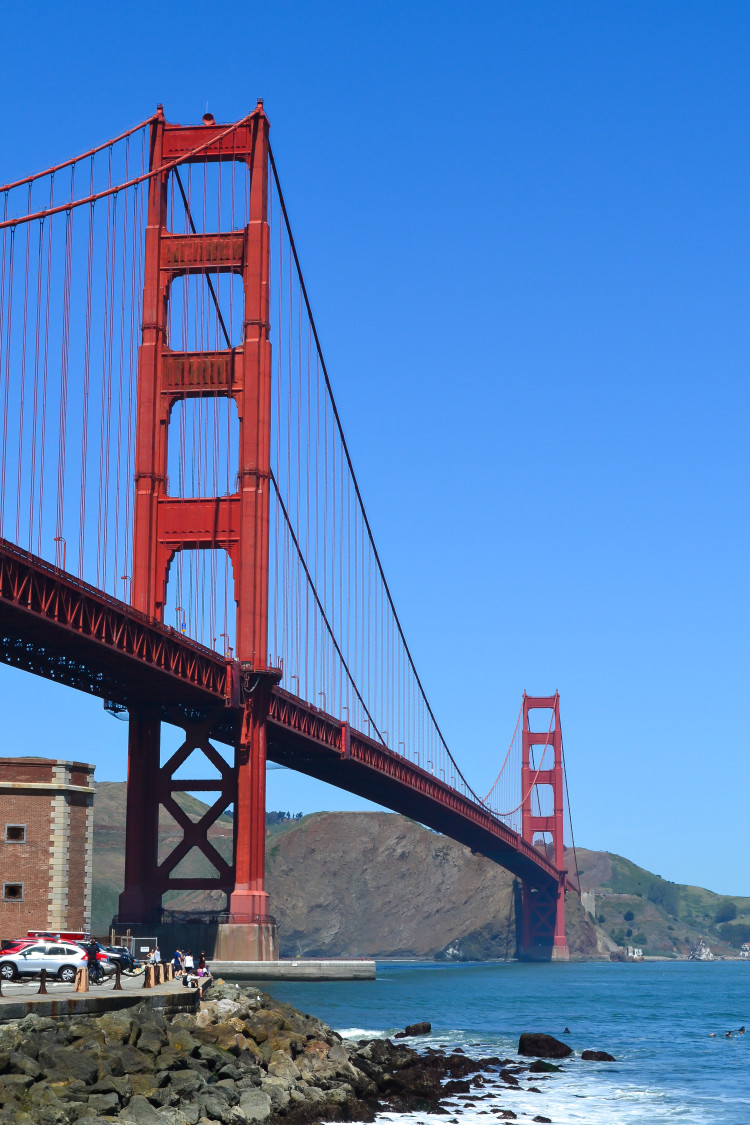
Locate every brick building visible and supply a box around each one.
[0,758,95,939]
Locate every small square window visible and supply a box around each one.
[5,825,26,843]
[2,883,24,902]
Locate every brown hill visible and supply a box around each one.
[91,782,600,959]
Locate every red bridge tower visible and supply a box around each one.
[117,103,278,959]
[520,692,569,960]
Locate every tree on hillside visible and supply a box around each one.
[715,899,738,924]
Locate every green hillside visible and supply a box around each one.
[575,848,750,956]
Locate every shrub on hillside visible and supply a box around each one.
[718,922,750,947]
[647,878,679,916]
[624,910,635,921]
[715,900,738,924]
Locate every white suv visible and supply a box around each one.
[0,942,89,982]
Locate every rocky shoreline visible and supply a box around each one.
[0,980,600,1124]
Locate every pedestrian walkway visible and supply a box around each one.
[0,970,208,1021]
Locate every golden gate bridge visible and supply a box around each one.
[0,102,578,960]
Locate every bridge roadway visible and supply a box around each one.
[0,538,565,893]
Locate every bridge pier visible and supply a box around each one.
[118,709,163,922]
[217,681,278,961]
[117,699,278,961]
[518,874,569,961]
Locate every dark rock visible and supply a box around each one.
[169,1069,206,1096]
[499,1069,519,1086]
[581,1049,615,1061]
[8,1050,42,1078]
[533,1117,552,1123]
[0,1073,34,1091]
[108,1044,154,1075]
[38,1047,99,1085]
[518,1032,573,1059]
[134,1027,167,1054]
[394,1022,432,1038]
[120,1094,165,1124]
[529,1059,562,1073]
[443,1080,471,1094]
[88,1075,133,1097]
[88,1091,122,1114]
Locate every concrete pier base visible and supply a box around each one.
[213,922,278,962]
[212,960,376,981]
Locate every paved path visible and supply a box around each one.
[0,972,205,1020]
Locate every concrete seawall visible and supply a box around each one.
[211,960,376,981]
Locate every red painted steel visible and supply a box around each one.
[0,533,570,921]
[520,692,569,958]
[0,107,577,957]
[122,103,274,930]
[0,538,227,703]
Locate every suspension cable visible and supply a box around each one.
[269,469,384,741]
[0,114,159,194]
[482,699,523,803]
[268,143,484,802]
[560,729,581,894]
[0,111,258,229]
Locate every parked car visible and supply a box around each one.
[103,945,139,972]
[0,939,35,954]
[0,942,88,982]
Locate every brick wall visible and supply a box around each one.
[0,758,95,940]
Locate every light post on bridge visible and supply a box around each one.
[53,536,66,571]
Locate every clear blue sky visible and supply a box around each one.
[1,1,748,894]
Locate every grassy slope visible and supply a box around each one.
[575,847,750,956]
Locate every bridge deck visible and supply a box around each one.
[0,539,563,892]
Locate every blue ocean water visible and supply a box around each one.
[264,960,750,1124]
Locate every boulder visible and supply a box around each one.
[260,1075,292,1111]
[121,1095,166,1124]
[581,1049,616,1061]
[518,1032,573,1059]
[239,1089,272,1122]
[394,1021,432,1038]
[108,1044,154,1075]
[528,1059,562,1073]
[8,1050,42,1078]
[88,1092,122,1115]
[38,1046,99,1085]
[267,1049,300,1081]
[137,1027,168,1054]
[98,1012,134,1045]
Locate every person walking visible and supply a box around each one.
[172,949,183,977]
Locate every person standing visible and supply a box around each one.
[86,939,101,982]
[172,949,183,977]
[184,950,194,972]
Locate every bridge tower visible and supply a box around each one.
[117,103,278,959]
[520,693,569,960]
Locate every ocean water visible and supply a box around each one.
[262,960,750,1124]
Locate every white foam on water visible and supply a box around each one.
[339,1028,389,1040]
[328,1039,709,1125]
